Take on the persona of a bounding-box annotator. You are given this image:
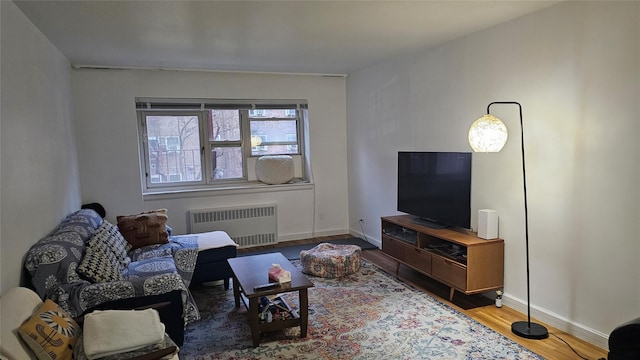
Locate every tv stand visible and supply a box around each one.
[382,215,504,301]
[411,217,446,229]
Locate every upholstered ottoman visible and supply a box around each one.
[300,243,362,278]
[188,231,238,289]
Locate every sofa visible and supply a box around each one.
[22,208,203,346]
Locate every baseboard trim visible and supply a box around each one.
[503,295,609,350]
[278,228,350,242]
[349,229,381,248]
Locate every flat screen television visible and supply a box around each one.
[397,151,472,229]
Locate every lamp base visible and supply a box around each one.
[512,321,549,339]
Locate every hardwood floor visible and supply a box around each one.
[242,236,608,360]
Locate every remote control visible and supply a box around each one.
[253,282,280,291]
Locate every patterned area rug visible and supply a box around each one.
[181,261,543,359]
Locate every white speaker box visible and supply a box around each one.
[478,209,498,239]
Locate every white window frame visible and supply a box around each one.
[136,98,308,194]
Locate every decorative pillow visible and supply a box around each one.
[18,299,80,360]
[94,220,130,269]
[116,209,169,250]
[77,225,126,283]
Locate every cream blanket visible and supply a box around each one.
[83,309,165,359]
[194,230,238,251]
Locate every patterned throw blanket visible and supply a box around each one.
[24,209,200,325]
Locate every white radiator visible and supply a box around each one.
[188,204,278,248]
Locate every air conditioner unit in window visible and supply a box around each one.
[167,173,183,182]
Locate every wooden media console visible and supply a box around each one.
[381,215,504,301]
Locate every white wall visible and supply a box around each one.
[347,1,639,348]
[0,1,82,294]
[71,69,349,240]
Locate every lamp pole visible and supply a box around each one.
[475,102,548,339]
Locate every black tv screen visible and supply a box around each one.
[397,151,472,229]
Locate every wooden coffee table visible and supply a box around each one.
[227,252,314,347]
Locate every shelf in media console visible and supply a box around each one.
[382,227,416,244]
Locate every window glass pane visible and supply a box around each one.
[255,145,298,155]
[249,109,296,118]
[286,134,298,153]
[145,115,201,183]
[211,147,243,179]
[249,109,266,117]
[250,119,298,155]
[250,120,297,142]
[209,110,240,141]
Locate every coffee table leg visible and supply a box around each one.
[248,296,260,347]
[299,289,309,338]
[232,275,240,308]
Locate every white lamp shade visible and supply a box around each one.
[468,114,508,152]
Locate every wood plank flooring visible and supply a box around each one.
[239,236,608,360]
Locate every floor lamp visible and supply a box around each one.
[467,101,549,340]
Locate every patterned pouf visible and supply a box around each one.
[300,243,362,278]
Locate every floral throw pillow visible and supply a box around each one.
[18,299,80,360]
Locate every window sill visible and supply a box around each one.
[142,179,313,201]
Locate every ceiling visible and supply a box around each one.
[14,0,559,75]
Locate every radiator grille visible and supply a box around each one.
[188,204,277,248]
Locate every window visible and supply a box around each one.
[248,109,299,156]
[137,99,307,192]
[142,113,201,185]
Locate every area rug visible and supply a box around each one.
[181,261,543,359]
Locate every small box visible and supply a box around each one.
[478,209,498,239]
[268,263,291,283]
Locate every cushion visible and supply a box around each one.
[116,209,169,250]
[0,287,44,360]
[97,220,130,270]
[18,299,80,360]
[77,223,127,283]
[255,155,294,184]
[300,243,362,278]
